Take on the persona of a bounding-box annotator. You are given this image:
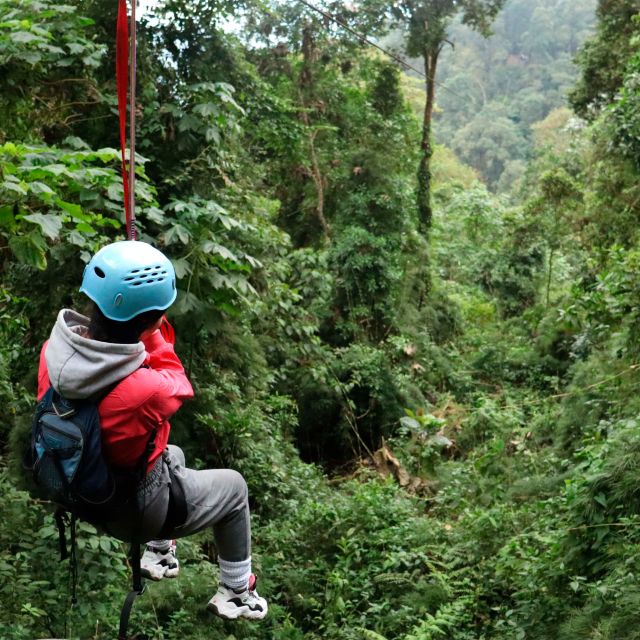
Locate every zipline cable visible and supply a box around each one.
[292,0,468,102]
[488,363,640,413]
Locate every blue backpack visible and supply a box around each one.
[28,380,187,639]
[28,385,162,630]
[29,386,146,524]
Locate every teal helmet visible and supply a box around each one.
[80,241,177,321]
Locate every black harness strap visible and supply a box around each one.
[118,542,145,640]
[54,510,78,605]
[69,514,78,605]
[54,508,68,560]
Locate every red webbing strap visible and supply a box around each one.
[116,0,131,235]
[159,317,176,345]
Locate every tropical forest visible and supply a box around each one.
[3,0,640,638]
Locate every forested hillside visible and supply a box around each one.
[393,0,598,191]
[4,0,640,639]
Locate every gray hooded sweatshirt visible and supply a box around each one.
[45,309,147,399]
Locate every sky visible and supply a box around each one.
[138,0,161,19]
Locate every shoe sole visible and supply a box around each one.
[140,568,180,582]
[207,601,267,621]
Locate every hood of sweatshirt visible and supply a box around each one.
[45,309,146,399]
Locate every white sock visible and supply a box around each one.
[218,556,251,590]
[147,539,173,552]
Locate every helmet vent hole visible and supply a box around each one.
[94,267,106,278]
[132,282,142,286]
[131,269,140,274]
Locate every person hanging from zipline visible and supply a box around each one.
[36,240,268,621]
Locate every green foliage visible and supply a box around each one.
[0,0,103,70]
[0,140,136,269]
[431,145,480,189]
[4,1,640,639]
[419,0,597,190]
[394,409,453,477]
[257,473,448,640]
[158,195,261,333]
[287,340,411,466]
[564,418,640,575]
[0,0,105,141]
[570,0,640,119]
[0,466,132,639]
[607,21,640,167]
[404,596,475,640]
[391,0,506,58]
[370,62,404,118]
[329,226,402,342]
[0,290,31,440]
[139,80,245,199]
[451,104,528,190]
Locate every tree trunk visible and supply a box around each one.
[546,246,555,308]
[303,120,330,239]
[417,46,440,235]
[298,26,330,240]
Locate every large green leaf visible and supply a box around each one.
[0,205,14,228]
[201,241,238,262]
[28,181,54,197]
[172,257,192,279]
[23,213,62,240]
[165,223,191,245]
[9,31,42,44]
[55,199,82,218]
[1,180,27,195]
[193,102,220,117]
[9,232,47,269]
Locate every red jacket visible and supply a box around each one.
[38,328,194,472]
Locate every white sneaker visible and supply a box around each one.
[207,574,268,620]
[140,540,179,581]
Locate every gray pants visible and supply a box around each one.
[106,445,251,561]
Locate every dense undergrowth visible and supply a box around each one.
[3,0,640,638]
